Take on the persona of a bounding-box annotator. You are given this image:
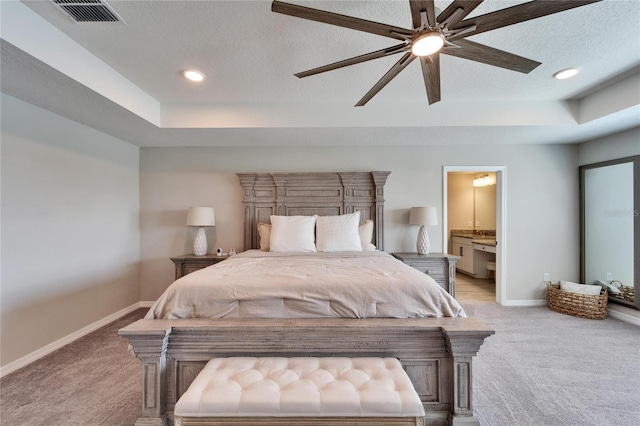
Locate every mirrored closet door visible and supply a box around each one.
[580,155,639,310]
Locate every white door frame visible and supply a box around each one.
[443,166,507,305]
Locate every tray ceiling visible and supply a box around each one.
[1,0,639,147]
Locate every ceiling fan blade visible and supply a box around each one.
[272,1,414,40]
[442,39,541,73]
[437,0,483,29]
[420,55,441,105]
[295,44,408,78]
[409,0,436,29]
[449,0,602,40]
[356,52,416,106]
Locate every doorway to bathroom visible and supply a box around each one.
[443,166,506,305]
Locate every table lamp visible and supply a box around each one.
[186,207,215,256]
[409,206,438,255]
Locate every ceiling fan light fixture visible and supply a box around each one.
[411,32,444,57]
[553,67,579,80]
[183,70,205,82]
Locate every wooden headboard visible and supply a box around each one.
[236,172,390,251]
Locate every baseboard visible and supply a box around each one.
[499,301,639,325]
[0,302,147,378]
[140,300,155,308]
[608,308,640,326]
[502,299,547,307]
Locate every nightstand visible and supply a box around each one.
[392,253,460,296]
[170,254,231,279]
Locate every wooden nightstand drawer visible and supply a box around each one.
[184,265,208,275]
[171,254,231,279]
[405,262,445,279]
[391,253,460,296]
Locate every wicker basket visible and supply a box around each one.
[608,280,635,303]
[547,283,608,320]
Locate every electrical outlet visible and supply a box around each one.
[606,272,613,280]
[476,221,480,227]
[543,273,549,281]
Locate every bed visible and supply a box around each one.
[119,171,494,426]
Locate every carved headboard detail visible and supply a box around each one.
[236,172,390,251]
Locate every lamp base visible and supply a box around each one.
[416,225,430,255]
[193,227,208,256]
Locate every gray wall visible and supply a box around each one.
[1,95,141,367]
[4,88,635,368]
[578,127,640,165]
[139,143,579,302]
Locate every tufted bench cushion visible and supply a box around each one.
[174,357,425,426]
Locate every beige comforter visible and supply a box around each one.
[146,250,465,319]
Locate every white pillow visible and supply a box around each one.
[358,219,376,251]
[316,211,362,252]
[594,280,621,293]
[269,215,317,252]
[257,223,271,251]
[559,280,602,296]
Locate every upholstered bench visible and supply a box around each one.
[174,357,425,426]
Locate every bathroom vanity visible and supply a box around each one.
[451,234,496,278]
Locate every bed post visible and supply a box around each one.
[236,173,257,251]
[443,327,490,425]
[372,171,390,251]
[122,328,171,426]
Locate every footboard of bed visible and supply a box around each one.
[119,317,493,426]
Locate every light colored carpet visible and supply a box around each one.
[465,303,640,426]
[1,305,638,425]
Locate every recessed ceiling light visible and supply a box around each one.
[553,68,579,80]
[183,70,205,82]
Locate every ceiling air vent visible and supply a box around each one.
[52,0,124,23]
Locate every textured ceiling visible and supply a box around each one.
[1,0,639,147]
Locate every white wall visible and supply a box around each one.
[140,143,579,302]
[1,94,141,368]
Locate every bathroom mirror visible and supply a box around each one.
[580,155,639,310]
[474,178,496,230]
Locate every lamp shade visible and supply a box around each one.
[186,207,215,227]
[409,207,437,226]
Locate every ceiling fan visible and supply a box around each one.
[272,0,601,106]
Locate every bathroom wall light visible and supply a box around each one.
[473,174,495,187]
[183,69,205,82]
[473,175,489,187]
